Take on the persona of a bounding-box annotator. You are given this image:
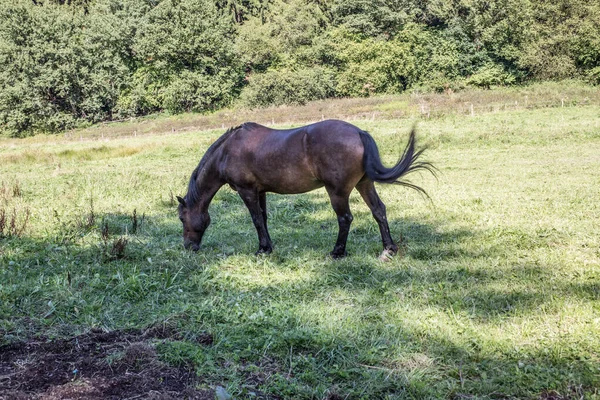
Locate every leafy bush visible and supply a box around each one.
[466,64,516,89]
[162,69,241,113]
[396,25,462,92]
[331,0,406,37]
[239,67,336,107]
[119,0,244,116]
[234,0,328,74]
[115,67,165,117]
[1,0,600,135]
[587,67,600,85]
[334,36,417,97]
[235,18,280,73]
[516,0,600,79]
[0,0,244,135]
[0,1,129,136]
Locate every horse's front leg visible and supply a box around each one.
[326,188,353,259]
[238,188,273,255]
[259,192,272,245]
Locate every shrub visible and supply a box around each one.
[162,69,241,114]
[0,1,129,136]
[586,67,600,85]
[335,38,417,97]
[0,0,244,134]
[235,18,280,73]
[239,67,336,107]
[118,0,244,116]
[115,67,166,117]
[466,64,516,89]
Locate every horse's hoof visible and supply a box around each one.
[255,247,272,256]
[330,251,347,260]
[378,249,396,262]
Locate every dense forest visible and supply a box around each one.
[0,0,599,136]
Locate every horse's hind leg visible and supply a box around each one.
[238,188,273,255]
[355,180,399,256]
[325,187,353,259]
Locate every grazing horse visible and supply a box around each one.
[177,119,434,259]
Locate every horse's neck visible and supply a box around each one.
[192,167,223,212]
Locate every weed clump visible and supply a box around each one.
[130,208,144,234]
[85,197,95,229]
[111,237,129,259]
[131,208,138,234]
[0,181,22,201]
[0,207,30,238]
[100,220,129,260]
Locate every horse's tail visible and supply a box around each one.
[359,127,436,197]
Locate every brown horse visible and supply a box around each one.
[177,119,434,259]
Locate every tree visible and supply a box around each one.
[117,0,244,114]
[0,0,130,136]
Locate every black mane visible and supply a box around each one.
[185,125,241,207]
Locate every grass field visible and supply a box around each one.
[1,87,600,398]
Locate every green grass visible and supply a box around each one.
[1,95,600,398]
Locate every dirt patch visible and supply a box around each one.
[0,328,213,400]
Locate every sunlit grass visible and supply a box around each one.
[1,95,599,398]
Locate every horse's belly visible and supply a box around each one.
[259,174,323,194]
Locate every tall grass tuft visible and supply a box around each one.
[131,209,138,234]
[0,181,22,202]
[111,237,129,260]
[100,219,129,260]
[0,207,30,237]
[85,197,95,229]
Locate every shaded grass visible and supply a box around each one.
[1,95,600,399]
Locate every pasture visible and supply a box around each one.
[1,90,599,398]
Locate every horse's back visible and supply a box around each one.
[239,119,364,157]
[221,120,366,193]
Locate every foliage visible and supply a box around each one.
[516,0,600,79]
[0,0,130,136]
[236,0,329,74]
[395,25,463,91]
[466,63,516,89]
[215,0,271,23]
[118,0,244,115]
[587,66,600,85]
[1,0,600,135]
[330,0,407,37]
[235,17,280,72]
[334,37,417,96]
[266,0,328,50]
[240,66,336,107]
[0,0,242,135]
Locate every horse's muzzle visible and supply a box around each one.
[184,240,200,252]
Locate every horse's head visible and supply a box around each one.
[177,196,210,251]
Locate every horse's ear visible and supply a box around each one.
[176,196,186,206]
